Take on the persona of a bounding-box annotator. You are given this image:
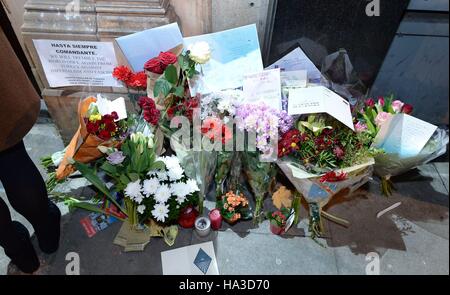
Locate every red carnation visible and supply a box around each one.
[98,130,112,140]
[126,71,147,89]
[86,121,99,134]
[144,57,164,74]
[158,52,177,67]
[402,103,413,114]
[113,66,133,83]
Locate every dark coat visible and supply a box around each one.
[0,26,40,152]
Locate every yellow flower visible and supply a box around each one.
[89,113,102,122]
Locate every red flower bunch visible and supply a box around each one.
[320,171,348,183]
[167,96,199,122]
[86,112,119,140]
[201,117,233,145]
[144,51,178,74]
[112,66,147,90]
[138,97,160,126]
[278,129,303,157]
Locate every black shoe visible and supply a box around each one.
[35,201,61,254]
[5,221,40,274]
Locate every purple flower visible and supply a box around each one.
[235,103,293,153]
[107,151,126,165]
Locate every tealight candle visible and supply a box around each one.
[195,217,211,237]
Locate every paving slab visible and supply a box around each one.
[213,229,337,275]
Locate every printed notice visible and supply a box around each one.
[33,40,120,88]
[288,86,354,130]
[243,68,282,110]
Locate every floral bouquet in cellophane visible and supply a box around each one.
[277,114,378,238]
[54,95,128,181]
[355,95,449,195]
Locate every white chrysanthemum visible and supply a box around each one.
[186,179,200,193]
[176,195,187,205]
[134,194,144,204]
[155,184,171,204]
[137,205,146,214]
[167,165,184,181]
[156,171,168,181]
[152,203,169,223]
[124,180,142,200]
[170,182,190,199]
[143,177,159,197]
[161,155,181,170]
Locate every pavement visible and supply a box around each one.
[0,120,448,275]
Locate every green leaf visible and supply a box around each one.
[150,160,166,171]
[154,78,172,97]
[128,173,139,182]
[74,162,125,213]
[119,174,130,186]
[100,162,117,176]
[174,86,184,98]
[164,64,178,84]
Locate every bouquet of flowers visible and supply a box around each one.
[356,95,449,195]
[54,96,128,181]
[277,114,378,238]
[217,191,252,224]
[235,103,293,224]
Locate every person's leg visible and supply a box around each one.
[0,141,60,255]
[0,197,40,273]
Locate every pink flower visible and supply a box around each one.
[355,121,368,133]
[375,112,392,126]
[391,100,404,113]
[378,97,385,107]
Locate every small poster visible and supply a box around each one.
[33,39,120,88]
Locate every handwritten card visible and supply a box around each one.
[280,70,307,88]
[116,23,183,71]
[288,86,354,130]
[184,24,263,95]
[243,68,282,110]
[266,47,322,83]
[373,114,437,158]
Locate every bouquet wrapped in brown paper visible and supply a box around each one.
[55,96,128,180]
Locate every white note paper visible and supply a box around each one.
[96,95,127,121]
[288,86,354,130]
[266,47,322,83]
[184,24,263,95]
[280,70,308,88]
[373,114,437,158]
[243,68,282,110]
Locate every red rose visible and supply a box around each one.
[112,66,133,83]
[158,51,177,67]
[144,57,164,74]
[402,103,413,114]
[126,71,147,89]
[111,111,119,120]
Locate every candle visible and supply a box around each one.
[208,209,222,230]
[195,217,211,237]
